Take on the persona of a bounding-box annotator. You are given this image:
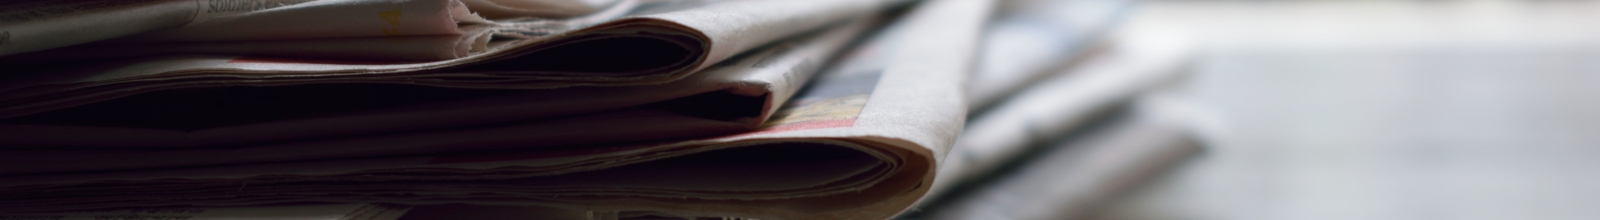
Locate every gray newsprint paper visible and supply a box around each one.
[921,100,1206,220]
[929,39,1194,198]
[0,0,992,219]
[966,0,1136,109]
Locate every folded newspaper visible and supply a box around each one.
[0,16,877,174]
[0,0,905,119]
[0,0,892,158]
[0,0,992,219]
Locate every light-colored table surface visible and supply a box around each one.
[1091,1,1600,220]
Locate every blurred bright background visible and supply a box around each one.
[1094,0,1600,219]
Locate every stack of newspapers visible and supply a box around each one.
[0,0,1202,219]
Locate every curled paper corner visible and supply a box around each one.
[457,24,498,57]
[452,0,496,24]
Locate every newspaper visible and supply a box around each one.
[10,25,499,61]
[965,0,1135,110]
[0,204,415,220]
[0,0,486,57]
[0,15,878,174]
[0,0,902,118]
[0,0,991,219]
[0,203,648,220]
[104,0,491,43]
[463,0,623,19]
[0,0,685,57]
[918,101,1206,220]
[927,38,1194,201]
[8,0,630,61]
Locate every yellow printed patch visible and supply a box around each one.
[378,8,402,26]
[762,94,869,127]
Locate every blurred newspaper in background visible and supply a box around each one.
[900,36,1205,220]
[900,0,1210,217]
[0,0,992,219]
[966,0,1134,110]
[932,38,1193,198]
[919,96,1206,220]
